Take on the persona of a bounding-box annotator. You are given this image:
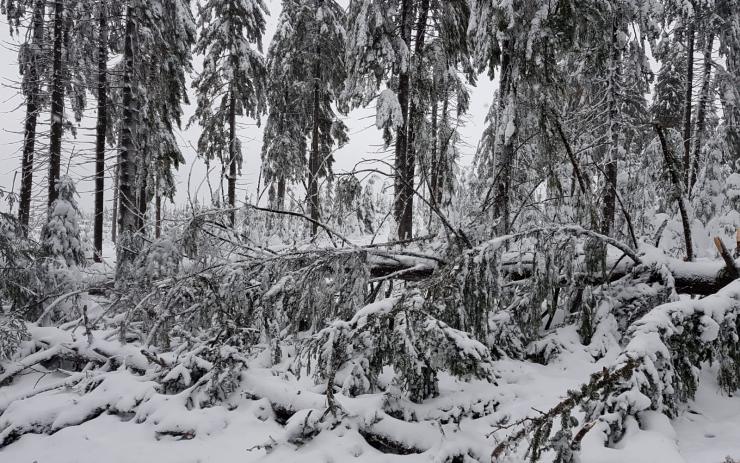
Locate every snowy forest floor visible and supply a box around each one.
[1,324,738,463]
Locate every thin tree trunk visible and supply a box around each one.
[93,4,108,262]
[308,47,321,237]
[116,6,138,276]
[493,38,515,235]
[655,124,694,261]
[394,0,413,240]
[437,89,449,207]
[48,0,65,210]
[137,157,148,231]
[601,15,621,238]
[111,147,120,243]
[428,96,438,227]
[155,190,161,239]
[18,0,45,232]
[682,20,695,188]
[276,176,286,211]
[228,89,237,226]
[689,33,713,192]
[406,0,429,235]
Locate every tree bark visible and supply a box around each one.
[228,90,237,226]
[428,95,439,227]
[48,0,65,210]
[155,191,161,239]
[393,0,413,240]
[276,176,286,210]
[689,33,713,192]
[308,53,321,237]
[601,14,621,239]
[403,0,429,236]
[492,38,515,235]
[93,4,108,262]
[655,124,694,261]
[111,147,120,243]
[682,21,695,189]
[136,156,148,231]
[17,0,45,232]
[116,6,139,276]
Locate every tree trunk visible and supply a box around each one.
[111,147,120,243]
[437,90,450,208]
[682,20,695,188]
[308,53,321,237]
[492,38,515,235]
[428,96,439,227]
[136,157,148,231]
[48,0,65,210]
[407,0,429,233]
[601,14,621,239]
[276,176,286,211]
[17,0,45,232]
[689,33,713,192]
[155,191,161,239]
[655,124,694,261]
[228,89,237,226]
[93,4,108,262]
[393,0,413,240]
[116,6,139,277]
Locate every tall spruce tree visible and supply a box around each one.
[191,0,268,226]
[262,0,348,234]
[345,0,471,239]
[116,0,194,277]
[2,0,46,233]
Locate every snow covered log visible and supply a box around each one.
[367,246,739,295]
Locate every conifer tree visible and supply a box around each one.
[191,0,268,226]
[262,0,348,234]
[116,0,194,277]
[2,0,46,232]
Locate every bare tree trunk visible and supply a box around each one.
[428,96,438,227]
[93,4,108,262]
[111,147,120,243]
[406,0,429,234]
[18,0,45,232]
[655,125,694,261]
[228,90,237,226]
[276,176,286,211]
[308,54,321,237]
[136,157,148,231]
[116,6,139,277]
[393,0,413,240]
[682,21,695,188]
[601,14,621,239]
[48,0,65,210]
[155,189,161,239]
[437,90,450,207]
[689,33,713,192]
[492,38,515,235]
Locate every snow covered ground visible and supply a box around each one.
[2,327,738,463]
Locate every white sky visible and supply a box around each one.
[0,0,495,220]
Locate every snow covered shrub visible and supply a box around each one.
[330,175,379,235]
[584,280,740,444]
[134,237,182,282]
[0,314,28,361]
[424,242,500,341]
[40,176,85,268]
[300,292,494,403]
[0,212,38,312]
[584,263,677,356]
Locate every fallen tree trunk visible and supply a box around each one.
[367,249,740,296]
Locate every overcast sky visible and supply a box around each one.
[0,0,495,220]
